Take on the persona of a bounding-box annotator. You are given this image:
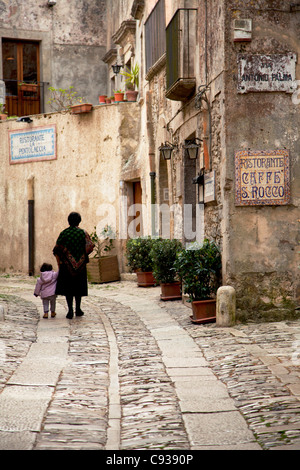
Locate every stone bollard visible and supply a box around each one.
[216,286,236,327]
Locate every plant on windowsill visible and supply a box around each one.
[47,86,92,114]
[126,236,156,287]
[113,89,125,102]
[174,239,222,324]
[150,238,183,300]
[121,63,139,102]
[19,81,38,93]
[87,225,120,283]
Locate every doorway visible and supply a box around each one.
[2,39,41,116]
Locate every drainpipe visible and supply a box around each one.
[27,176,35,276]
[150,171,156,237]
[146,91,157,237]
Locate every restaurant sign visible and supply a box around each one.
[237,53,297,94]
[9,125,56,164]
[235,149,290,206]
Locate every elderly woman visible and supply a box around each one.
[53,212,94,319]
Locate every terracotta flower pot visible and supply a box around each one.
[191,299,216,324]
[136,271,156,287]
[0,114,7,121]
[99,95,107,104]
[20,84,38,93]
[126,90,138,102]
[114,92,124,102]
[70,103,93,114]
[160,282,181,301]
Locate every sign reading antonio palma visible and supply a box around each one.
[9,125,56,164]
[235,149,290,206]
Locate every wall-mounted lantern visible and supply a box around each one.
[159,141,177,160]
[112,63,123,75]
[192,169,205,204]
[183,138,202,160]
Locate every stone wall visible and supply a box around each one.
[0,0,107,108]
[223,0,300,319]
[0,102,141,275]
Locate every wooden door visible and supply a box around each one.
[133,181,142,236]
[2,39,40,117]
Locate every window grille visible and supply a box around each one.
[145,0,166,72]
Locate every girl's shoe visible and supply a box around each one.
[66,311,73,319]
[51,312,56,318]
[43,313,48,319]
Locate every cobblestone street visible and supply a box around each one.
[0,275,300,451]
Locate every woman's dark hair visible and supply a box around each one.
[68,212,82,227]
[41,263,53,272]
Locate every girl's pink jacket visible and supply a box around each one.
[34,270,59,298]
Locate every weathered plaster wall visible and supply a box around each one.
[0,0,107,107]
[223,0,300,320]
[0,102,141,274]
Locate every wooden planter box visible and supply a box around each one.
[87,256,120,283]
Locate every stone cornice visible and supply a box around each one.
[102,48,117,64]
[131,0,145,20]
[112,20,136,47]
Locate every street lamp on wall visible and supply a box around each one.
[183,138,202,160]
[112,63,122,75]
[159,141,177,160]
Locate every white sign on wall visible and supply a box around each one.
[237,53,297,94]
[9,125,57,164]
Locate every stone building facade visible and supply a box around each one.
[0,0,299,321]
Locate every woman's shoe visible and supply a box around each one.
[66,311,73,319]
[43,313,48,319]
[76,310,84,317]
[51,312,56,318]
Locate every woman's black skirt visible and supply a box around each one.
[55,263,88,297]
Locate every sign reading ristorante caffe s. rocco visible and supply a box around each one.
[235,149,290,206]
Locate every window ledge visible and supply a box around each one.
[145,53,166,82]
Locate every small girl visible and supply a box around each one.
[34,263,59,319]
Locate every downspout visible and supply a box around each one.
[146,91,156,237]
[27,176,35,276]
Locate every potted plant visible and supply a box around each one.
[99,95,107,104]
[70,98,93,114]
[19,81,38,93]
[0,104,7,120]
[150,239,182,300]
[48,86,90,113]
[113,89,125,102]
[121,63,139,102]
[126,236,156,286]
[87,225,120,283]
[174,239,222,323]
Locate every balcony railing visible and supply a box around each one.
[3,80,48,117]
